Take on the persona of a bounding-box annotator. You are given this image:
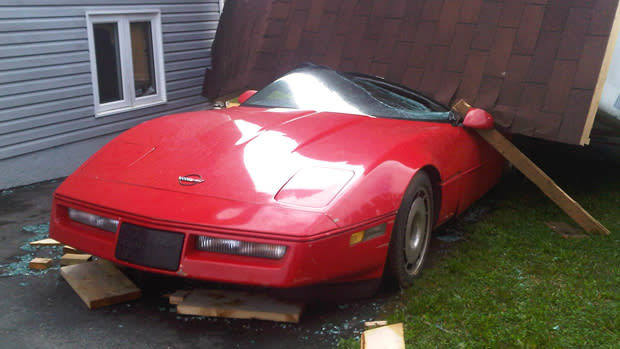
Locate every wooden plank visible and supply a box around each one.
[361,323,405,349]
[581,1,620,145]
[474,128,611,235]
[60,253,92,266]
[168,290,191,305]
[176,289,303,323]
[29,238,61,246]
[63,245,81,254]
[545,221,589,239]
[60,260,141,309]
[365,320,389,328]
[29,257,53,270]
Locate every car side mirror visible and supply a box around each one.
[462,108,495,129]
[238,90,257,104]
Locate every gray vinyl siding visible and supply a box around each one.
[0,1,220,188]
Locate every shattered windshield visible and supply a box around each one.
[242,65,451,121]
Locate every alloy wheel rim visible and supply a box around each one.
[403,190,430,275]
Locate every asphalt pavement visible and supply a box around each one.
[0,179,390,348]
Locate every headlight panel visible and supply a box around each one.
[68,207,119,233]
[195,236,287,260]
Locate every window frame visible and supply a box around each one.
[86,10,167,117]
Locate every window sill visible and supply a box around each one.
[94,99,167,118]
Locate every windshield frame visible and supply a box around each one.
[343,72,450,113]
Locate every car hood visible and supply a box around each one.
[79,107,438,208]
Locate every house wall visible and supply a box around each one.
[204,0,618,146]
[0,0,221,190]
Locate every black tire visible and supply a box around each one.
[385,171,434,289]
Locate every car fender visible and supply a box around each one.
[325,125,480,230]
[325,148,437,228]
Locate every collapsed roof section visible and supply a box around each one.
[203,0,619,145]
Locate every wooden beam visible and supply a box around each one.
[475,128,610,235]
[60,260,141,309]
[581,1,620,145]
[176,289,303,323]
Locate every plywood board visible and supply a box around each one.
[60,259,141,309]
[29,257,53,270]
[176,289,303,323]
[29,238,61,246]
[60,253,92,265]
[361,323,405,349]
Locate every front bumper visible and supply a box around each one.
[50,195,394,288]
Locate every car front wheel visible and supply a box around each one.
[385,171,434,289]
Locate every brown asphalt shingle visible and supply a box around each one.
[203,0,618,144]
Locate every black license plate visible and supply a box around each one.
[115,223,184,271]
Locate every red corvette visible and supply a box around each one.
[50,64,503,291]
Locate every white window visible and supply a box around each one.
[86,11,166,117]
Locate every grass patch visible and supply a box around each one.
[340,141,620,347]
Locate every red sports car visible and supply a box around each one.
[50,64,503,291]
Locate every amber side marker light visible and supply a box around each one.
[349,223,387,246]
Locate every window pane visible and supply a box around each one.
[131,21,156,97]
[93,23,123,104]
